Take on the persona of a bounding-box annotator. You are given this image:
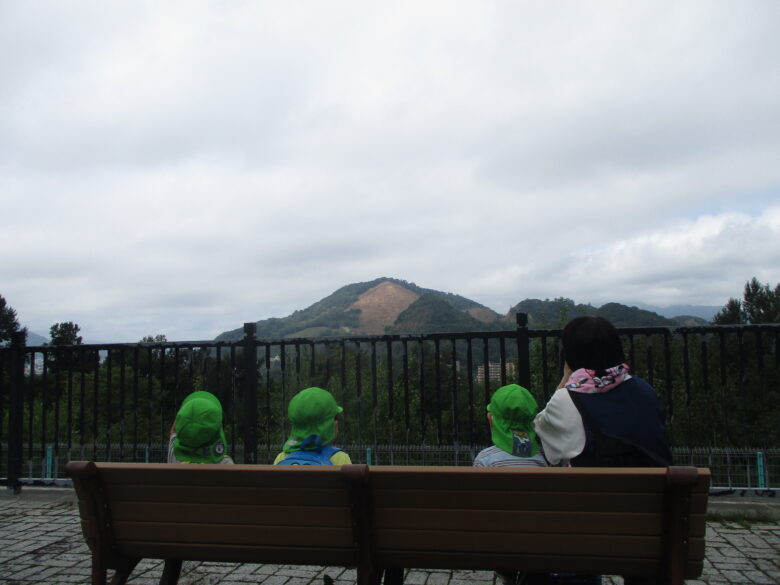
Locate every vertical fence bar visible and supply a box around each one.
[119,349,127,461]
[482,337,490,404]
[338,340,346,414]
[402,340,410,439]
[7,332,26,493]
[242,323,258,464]
[132,347,139,462]
[386,339,395,446]
[419,340,426,443]
[79,348,86,459]
[663,330,673,427]
[646,334,655,387]
[40,352,48,469]
[92,350,99,461]
[294,342,302,391]
[466,336,475,448]
[53,351,62,466]
[67,353,74,459]
[451,338,460,463]
[145,347,153,459]
[499,336,507,387]
[371,341,378,446]
[264,343,272,462]
[434,338,442,444]
[516,313,530,389]
[355,341,363,444]
[159,346,167,446]
[540,334,550,398]
[106,350,113,461]
[700,335,711,446]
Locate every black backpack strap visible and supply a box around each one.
[568,390,671,467]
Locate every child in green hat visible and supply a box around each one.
[274,387,352,465]
[474,383,548,467]
[474,384,548,585]
[167,391,234,464]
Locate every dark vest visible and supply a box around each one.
[568,377,672,467]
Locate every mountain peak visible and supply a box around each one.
[348,280,420,334]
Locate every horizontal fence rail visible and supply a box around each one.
[2,316,779,492]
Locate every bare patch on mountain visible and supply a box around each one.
[349,281,420,334]
[466,307,498,323]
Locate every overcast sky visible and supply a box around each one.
[2,1,779,342]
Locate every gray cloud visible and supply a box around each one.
[2,1,779,341]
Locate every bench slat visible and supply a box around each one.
[371,466,670,490]
[101,484,349,506]
[374,490,664,512]
[99,463,346,488]
[113,522,353,548]
[374,529,662,557]
[375,509,662,534]
[118,541,357,566]
[111,501,350,527]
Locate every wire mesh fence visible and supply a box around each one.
[3,442,778,492]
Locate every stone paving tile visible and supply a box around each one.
[1,492,779,585]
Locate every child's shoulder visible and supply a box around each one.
[329,449,351,465]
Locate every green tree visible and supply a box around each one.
[47,321,85,373]
[50,321,83,345]
[0,294,25,345]
[713,277,780,324]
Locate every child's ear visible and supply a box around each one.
[486,412,493,429]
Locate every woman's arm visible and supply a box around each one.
[533,388,585,465]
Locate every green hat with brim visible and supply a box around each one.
[487,384,539,457]
[173,391,229,464]
[283,387,343,453]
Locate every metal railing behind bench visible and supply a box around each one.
[2,442,777,493]
[2,315,779,493]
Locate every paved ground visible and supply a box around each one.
[1,488,778,585]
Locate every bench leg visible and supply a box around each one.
[382,567,404,585]
[160,559,183,585]
[109,559,140,585]
[91,554,107,585]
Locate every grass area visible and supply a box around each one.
[707,509,778,526]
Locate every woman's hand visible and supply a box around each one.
[556,363,573,389]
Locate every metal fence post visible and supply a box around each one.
[516,313,530,389]
[7,331,26,494]
[242,323,258,464]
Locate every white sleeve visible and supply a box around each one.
[167,434,177,463]
[533,388,586,465]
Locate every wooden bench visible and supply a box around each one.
[66,462,710,585]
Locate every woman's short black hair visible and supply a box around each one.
[560,316,625,371]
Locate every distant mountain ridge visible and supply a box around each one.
[627,302,721,321]
[216,277,713,341]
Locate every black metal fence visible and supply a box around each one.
[2,314,779,491]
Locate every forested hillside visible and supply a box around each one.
[216,277,710,341]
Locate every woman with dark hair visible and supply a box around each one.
[534,316,672,467]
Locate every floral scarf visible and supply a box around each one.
[565,363,632,394]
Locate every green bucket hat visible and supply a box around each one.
[283,387,343,453]
[487,384,539,457]
[173,391,228,464]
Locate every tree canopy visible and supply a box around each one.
[49,321,83,346]
[0,294,25,345]
[713,277,780,324]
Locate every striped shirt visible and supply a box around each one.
[473,445,548,468]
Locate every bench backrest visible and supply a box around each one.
[368,466,709,580]
[68,462,360,568]
[67,462,709,585]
